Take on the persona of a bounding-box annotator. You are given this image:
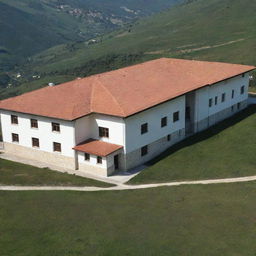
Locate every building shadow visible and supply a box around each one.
[147,104,256,166]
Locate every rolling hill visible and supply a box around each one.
[0,0,180,70]
[1,0,256,99]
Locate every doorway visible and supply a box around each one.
[114,155,119,170]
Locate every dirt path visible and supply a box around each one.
[1,175,256,192]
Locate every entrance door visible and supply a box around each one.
[114,155,119,170]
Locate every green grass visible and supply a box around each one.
[2,0,256,99]
[129,105,256,185]
[0,182,256,255]
[0,158,112,187]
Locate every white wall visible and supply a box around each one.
[195,74,249,122]
[77,151,107,168]
[0,111,75,157]
[74,115,92,145]
[90,114,125,146]
[124,96,185,153]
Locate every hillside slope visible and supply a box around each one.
[1,0,256,99]
[0,0,179,70]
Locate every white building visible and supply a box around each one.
[0,58,255,176]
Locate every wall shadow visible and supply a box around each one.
[147,104,256,166]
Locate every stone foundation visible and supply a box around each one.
[124,128,185,170]
[3,142,75,169]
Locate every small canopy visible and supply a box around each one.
[73,139,123,157]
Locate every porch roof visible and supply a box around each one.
[73,139,123,157]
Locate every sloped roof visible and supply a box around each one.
[73,139,123,157]
[0,58,255,120]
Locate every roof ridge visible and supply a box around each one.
[91,77,125,116]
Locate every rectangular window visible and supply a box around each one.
[231,105,234,112]
[31,119,38,128]
[32,138,40,148]
[52,122,60,132]
[242,73,245,78]
[221,93,226,102]
[84,153,90,161]
[97,156,102,164]
[215,96,218,105]
[237,102,241,110]
[232,90,235,99]
[161,117,167,127]
[141,145,148,156]
[99,127,109,138]
[167,134,171,141]
[11,115,18,124]
[209,98,213,107]
[141,123,148,134]
[53,142,61,152]
[240,86,245,95]
[12,133,19,143]
[173,111,179,122]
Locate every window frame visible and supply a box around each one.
[99,127,109,138]
[31,119,38,129]
[11,115,18,125]
[215,96,218,105]
[97,156,103,164]
[141,145,148,157]
[53,142,61,152]
[173,111,179,122]
[231,90,235,99]
[84,153,90,161]
[12,133,19,143]
[161,117,167,128]
[240,86,245,95]
[221,93,226,103]
[52,122,60,133]
[141,123,148,135]
[209,98,213,108]
[32,137,40,148]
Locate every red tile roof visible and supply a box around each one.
[73,139,123,157]
[0,58,255,120]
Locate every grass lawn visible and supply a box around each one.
[0,158,112,187]
[0,182,256,255]
[129,105,256,185]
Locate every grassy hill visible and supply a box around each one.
[1,0,256,99]
[0,0,179,71]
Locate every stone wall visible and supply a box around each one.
[3,142,75,169]
[124,128,185,170]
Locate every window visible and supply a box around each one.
[12,133,19,143]
[240,86,245,95]
[161,117,167,127]
[237,102,241,110]
[215,96,218,105]
[209,98,213,107]
[242,73,245,78]
[167,134,171,141]
[141,123,148,134]
[221,93,226,102]
[232,90,235,99]
[231,105,235,112]
[53,142,61,152]
[99,127,109,138]
[84,153,90,161]
[97,156,102,164]
[173,111,179,122]
[141,145,148,156]
[32,138,39,148]
[52,122,60,132]
[31,119,38,128]
[11,115,18,124]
